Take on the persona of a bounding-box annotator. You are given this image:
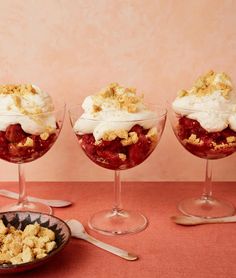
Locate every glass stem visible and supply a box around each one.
[202,159,213,200]
[17,164,28,205]
[113,170,122,212]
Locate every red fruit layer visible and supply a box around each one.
[78,124,157,170]
[177,116,236,159]
[0,124,58,163]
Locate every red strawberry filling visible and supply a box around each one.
[0,124,58,163]
[177,116,236,159]
[78,124,157,170]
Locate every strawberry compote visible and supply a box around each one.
[78,124,158,170]
[0,123,58,163]
[177,116,236,159]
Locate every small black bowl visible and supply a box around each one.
[0,211,71,274]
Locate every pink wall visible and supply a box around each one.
[0,0,235,181]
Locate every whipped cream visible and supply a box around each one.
[172,71,236,132]
[0,84,57,135]
[73,83,158,141]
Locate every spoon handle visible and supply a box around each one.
[204,216,236,224]
[0,189,72,207]
[171,215,236,225]
[77,233,138,261]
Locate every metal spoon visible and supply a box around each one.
[171,215,236,226]
[0,189,72,208]
[66,219,138,261]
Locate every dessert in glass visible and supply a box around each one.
[0,84,65,214]
[69,83,166,235]
[170,70,236,218]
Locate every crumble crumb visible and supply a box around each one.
[184,134,203,145]
[17,137,34,148]
[118,153,126,161]
[226,136,236,143]
[121,131,138,146]
[146,127,158,142]
[0,84,36,96]
[40,132,50,141]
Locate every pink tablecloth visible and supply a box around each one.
[1,181,236,278]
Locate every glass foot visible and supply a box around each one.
[88,209,148,235]
[0,201,53,215]
[178,197,235,218]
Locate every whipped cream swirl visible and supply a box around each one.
[0,84,57,135]
[73,83,158,141]
[172,71,236,132]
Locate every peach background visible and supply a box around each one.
[0,0,235,181]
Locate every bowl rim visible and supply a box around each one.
[169,104,235,115]
[68,103,167,122]
[0,210,71,270]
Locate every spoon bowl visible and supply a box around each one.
[66,219,138,261]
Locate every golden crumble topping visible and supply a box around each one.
[93,83,144,113]
[178,70,233,99]
[0,84,36,95]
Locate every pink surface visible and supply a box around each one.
[0,1,236,182]
[1,181,236,278]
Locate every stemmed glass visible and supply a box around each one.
[0,101,65,215]
[69,104,166,235]
[170,107,236,218]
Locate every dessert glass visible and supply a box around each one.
[0,102,65,215]
[69,104,166,235]
[170,107,236,218]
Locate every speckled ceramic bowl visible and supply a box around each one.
[0,211,71,274]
